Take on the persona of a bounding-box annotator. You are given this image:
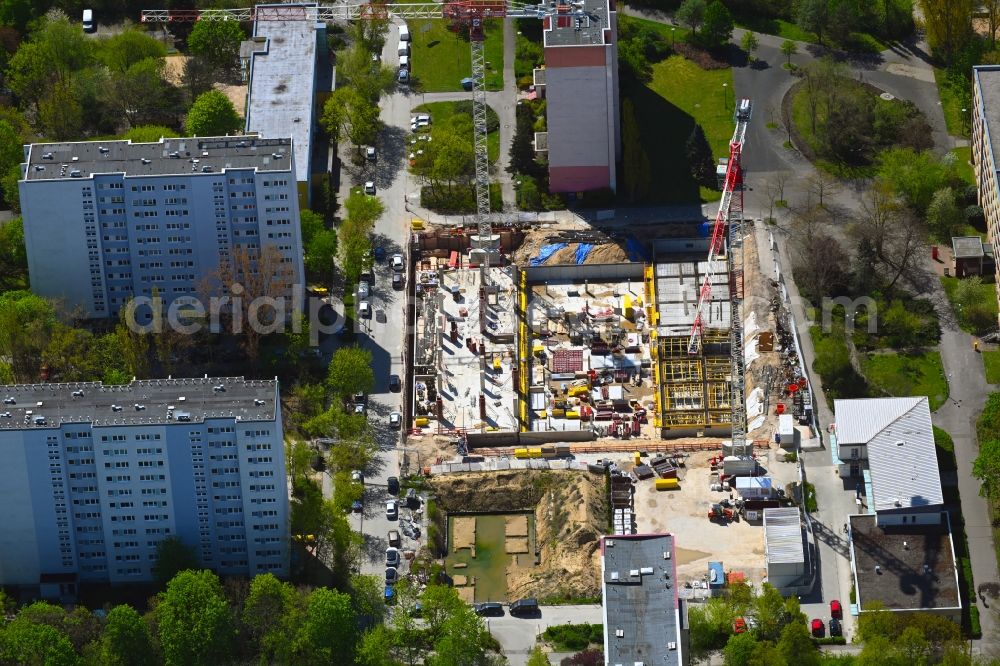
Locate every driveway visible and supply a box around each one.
[487,604,603,666]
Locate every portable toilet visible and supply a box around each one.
[777,413,800,449]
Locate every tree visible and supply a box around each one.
[108,57,172,128]
[796,0,828,43]
[349,18,391,55]
[356,625,399,666]
[952,275,997,332]
[621,99,651,202]
[974,438,1000,499]
[351,574,388,627]
[676,0,707,34]
[987,0,1000,49]
[723,631,759,666]
[243,573,301,663]
[152,536,200,587]
[0,216,27,289]
[0,0,35,32]
[0,290,56,382]
[776,621,819,666]
[919,0,974,65]
[700,1,734,48]
[509,102,542,178]
[876,148,958,213]
[527,646,551,665]
[741,31,759,62]
[427,603,498,666]
[124,125,180,143]
[686,123,716,188]
[305,228,338,284]
[100,605,153,666]
[925,187,964,241]
[187,19,244,71]
[43,325,97,381]
[321,85,381,151]
[97,28,167,73]
[327,346,375,398]
[182,54,218,100]
[296,587,357,662]
[157,570,235,666]
[780,39,797,66]
[0,617,78,666]
[752,583,786,641]
[186,90,242,136]
[38,78,84,141]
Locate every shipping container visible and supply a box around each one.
[565,410,580,419]
[414,417,429,427]
[514,448,529,459]
[528,448,543,458]
[655,478,680,490]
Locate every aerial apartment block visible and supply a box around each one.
[18,136,305,320]
[972,65,1000,321]
[534,0,621,194]
[0,377,288,597]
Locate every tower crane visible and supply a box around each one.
[142,1,588,280]
[687,97,751,451]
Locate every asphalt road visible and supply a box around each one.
[486,604,604,666]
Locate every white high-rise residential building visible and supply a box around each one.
[18,136,305,320]
[0,377,288,597]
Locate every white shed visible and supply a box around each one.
[763,507,806,590]
[777,414,800,449]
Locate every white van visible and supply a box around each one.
[399,55,409,71]
[399,24,410,42]
[398,42,410,57]
[82,9,94,32]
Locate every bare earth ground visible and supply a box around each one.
[505,514,528,537]
[504,537,529,554]
[163,54,247,117]
[452,515,477,551]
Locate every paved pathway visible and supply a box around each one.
[487,604,603,666]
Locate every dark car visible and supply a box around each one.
[385,568,398,584]
[810,618,824,638]
[474,602,504,617]
[509,598,539,617]
[829,617,842,637]
[389,374,401,392]
[387,476,400,495]
[392,272,404,289]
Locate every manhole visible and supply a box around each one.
[880,92,895,101]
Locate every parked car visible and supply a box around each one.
[398,69,409,84]
[387,477,400,495]
[386,499,398,520]
[391,254,405,271]
[358,301,371,318]
[351,500,363,513]
[388,529,401,548]
[392,272,404,289]
[374,246,386,262]
[366,146,377,161]
[474,602,504,617]
[385,548,400,568]
[385,567,398,584]
[810,618,824,638]
[389,374,401,392]
[353,402,366,416]
[830,599,843,619]
[364,181,376,195]
[509,598,539,617]
[358,280,370,299]
[829,617,842,637]
[389,412,402,429]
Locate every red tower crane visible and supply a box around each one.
[687,97,751,449]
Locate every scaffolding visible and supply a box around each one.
[658,329,732,433]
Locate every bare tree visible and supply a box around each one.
[850,183,926,291]
[806,171,841,209]
[789,205,850,301]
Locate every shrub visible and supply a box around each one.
[542,624,604,651]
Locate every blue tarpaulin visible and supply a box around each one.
[625,237,649,262]
[575,243,594,264]
[529,243,567,266]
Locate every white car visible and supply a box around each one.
[386,500,398,520]
[364,181,376,195]
[416,113,431,125]
[391,254,404,271]
[358,300,371,318]
[389,412,401,428]
[366,146,377,161]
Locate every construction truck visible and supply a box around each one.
[708,503,735,522]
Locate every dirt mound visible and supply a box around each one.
[430,471,608,601]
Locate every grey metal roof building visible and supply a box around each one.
[835,397,943,514]
[763,507,808,591]
[245,3,323,190]
[601,533,684,666]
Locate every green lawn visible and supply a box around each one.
[934,425,958,471]
[952,145,975,186]
[933,66,971,139]
[860,350,949,411]
[941,276,999,334]
[412,100,500,163]
[628,35,733,203]
[983,350,1000,384]
[409,19,503,92]
[733,14,816,42]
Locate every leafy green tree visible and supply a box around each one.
[0,119,24,173]
[0,617,78,666]
[124,125,180,143]
[152,536,200,587]
[0,216,27,288]
[182,54,218,100]
[187,19,245,71]
[925,187,964,241]
[421,585,467,641]
[952,275,996,333]
[305,229,338,284]
[876,148,958,213]
[327,346,375,398]
[97,28,167,73]
[157,570,234,666]
[349,19,391,55]
[0,290,57,382]
[700,1,734,48]
[43,325,97,381]
[185,90,242,136]
[107,57,172,128]
[776,621,819,666]
[509,102,541,178]
[677,0,707,33]
[974,439,1000,499]
[723,631,759,666]
[300,209,326,247]
[752,583,786,641]
[0,163,19,212]
[741,31,759,61]
[243,573,301,663]
[427,602,498,666]
[686,123,716,188]
[621,99,651,202]
[919,0,974,65]
[297,587,357,662]
[351,574,388,627]
[6,14,93,116]
[356,625,399,666]
[0,0,35,32]
[321,86,381,150]
[796,0,828,43]
[527,646,551,665]
[38,78,84,140]
[344,190,385,227]
[780,39,798,65]
[100,605,153,666]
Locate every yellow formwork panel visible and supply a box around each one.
[706,382,731,409]
[662,411,710,426]
[663,383,705,411]
[660,359,703,384]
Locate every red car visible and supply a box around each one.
[733,617,747,634]
[811,618,825,637]
[830,599,843,619]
